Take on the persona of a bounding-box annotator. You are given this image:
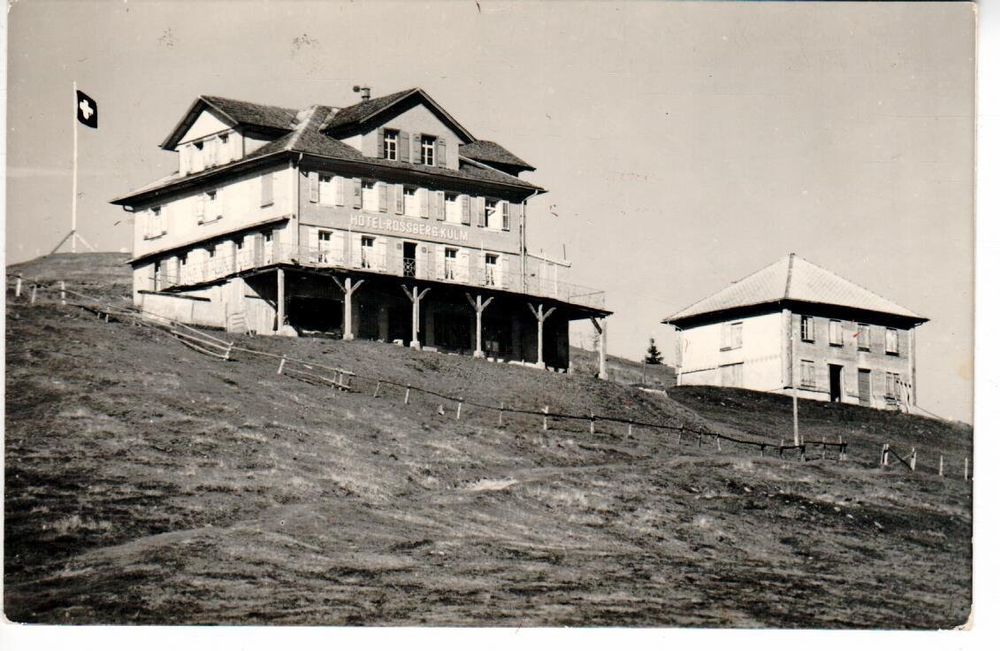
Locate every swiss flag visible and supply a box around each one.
[76,90,98,129]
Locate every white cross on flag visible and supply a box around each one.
[76,90,98,129]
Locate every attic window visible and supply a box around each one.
[194,141,204,151]
[420,135,436,166]
[383,130,399,161]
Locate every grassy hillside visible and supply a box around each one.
[570,346,676,390]
[4,254,972,627]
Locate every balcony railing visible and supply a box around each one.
[153,243,606,311]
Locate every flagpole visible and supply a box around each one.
[72,80,79,253]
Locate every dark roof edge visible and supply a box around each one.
[663,299,929,329]
[325,89,477,143]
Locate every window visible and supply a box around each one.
[208,244,216,259]
[420,135,436,166]
[263,230,273,243]
[886,372,901,400]
[484,199,498,229]
[445,193,462,223]
[383,130,399,161]
[721,321,743,350]
[235,236,244,251]
[361,180,377,211]
[360,236,375,268]
[857,324,871,351]
[444,247,458,280]
[485,253,499,286]
[801,316,815,342]
[317,230,332,262]
[829,320,843,347]
[147,206,163,238]
[219,133,228,145]
[720,363,744,388]
[800,360,816,388]
[886,328,899,355]
[403,187,419,218]
[319,175,334,205]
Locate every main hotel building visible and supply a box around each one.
[111,88,610,372]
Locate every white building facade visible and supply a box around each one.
[663,254,927,411]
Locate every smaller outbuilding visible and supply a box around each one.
[662,254,928,411]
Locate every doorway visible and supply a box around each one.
[829,364,843,402]
[858,369,871,406]
[403,242,417,277]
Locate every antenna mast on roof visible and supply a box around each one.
[352,85,371,102]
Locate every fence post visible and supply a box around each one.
[543,405,549,431]
[939,454,944,477]
[716,435,721,452]
[821,435,826,460]
[676,428,682,445]
[838,435,845,461]
[910,447,917,472]
[760,444,765,458]
[224,342,233,361]
[964,457,969,481]
[499,401,504,427]
[15,274,22,297]
[698,433,703,448]
[589,410,596,435]
[456,398,463,420]
[404,385,411,405]
[627,420,633,437]
[799,443,806,462]
[277,355,286,375]
[373,381,381,398]
[30,284,37,304]
[60,280,66,305]
[779,439,784,458]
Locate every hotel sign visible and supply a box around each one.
[349,214,470,243]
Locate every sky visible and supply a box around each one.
[4,0,975,423]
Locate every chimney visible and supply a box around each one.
[352,85,371,102]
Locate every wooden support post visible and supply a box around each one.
[404,385,411,405]
[792,387,800,447]
[15,274,22,297]
[277,355,286,375]
[30,285,37,304]
[456,399,463,420]
[403,285,430,349]
[543,405,549,431]
[466,293,494,359]
[529,304,556,368]
[333,277,365,341]
[60,280,66,305]
[373,381,381,398]
[276,268,285,332]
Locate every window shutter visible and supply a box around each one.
[434,191,446,221]
[378,183,389,213]
[352,178,362,209]
[458,249,470,283]
[435,245,445,280]
[500,255,510,289]
[307,228,319,261]
[412,133,421,163]
[195,194,206,222]
[376,127,385,158]
[399,131,410,163]
[351,234,363,268]
[461,195,471,225]
[334,176,345,206]
[394,184,405,214]
[436,137,446,167]
[305,172,317,204]
[476,197,486,227]
[333,230,346,263]
[501,201,510,231]
[509,202,522,233]
[375,238,387,271]
[419,188,430,218]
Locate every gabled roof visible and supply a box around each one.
[663,254,927,326]
[460,140,535,171]
[319,88,476,142]
[159,95,299,150]
[113,99,542,206]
